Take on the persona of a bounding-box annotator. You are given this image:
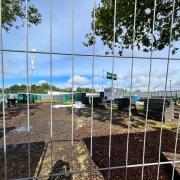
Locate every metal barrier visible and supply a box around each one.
[0,0,180,179]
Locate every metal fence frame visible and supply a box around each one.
[1,0,180,179]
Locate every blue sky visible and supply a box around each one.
[2,0,180,91]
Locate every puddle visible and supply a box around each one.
[48,120,64,126]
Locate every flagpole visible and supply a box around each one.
[117,73,118,89]
[102,69,104,91]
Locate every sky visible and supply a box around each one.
[1,0,180,92]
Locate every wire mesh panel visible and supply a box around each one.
[0,0,180,179]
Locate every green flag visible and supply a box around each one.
[106,72,117,80]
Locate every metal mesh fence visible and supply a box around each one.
[0,0,180,179]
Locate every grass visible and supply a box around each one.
[106,104,118,111]
[136,105,144,111]
[128,115,178,130]
[64,101,73,105]
[147,119,178,129]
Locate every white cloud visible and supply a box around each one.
[115,67,180,91]
[38,80,48,85]
[67,75,89,85]
[171,80,180,90]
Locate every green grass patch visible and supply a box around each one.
[136,105,144,111]
[147,119,177,129]
[64,101,73,105]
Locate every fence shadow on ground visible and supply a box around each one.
[84,129,180,180]
[0,104,40,121]
[0,127,16,138]
[71,107,176,130]
[0,141,45,179]
[72,107,155,129]
[48,160,72,180]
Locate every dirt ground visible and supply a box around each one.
[0,103,180,180]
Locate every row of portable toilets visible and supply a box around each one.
[4,93,86,104]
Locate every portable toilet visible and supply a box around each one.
[34,94,42,103]
[17,93,34,104]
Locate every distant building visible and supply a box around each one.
[104,88,124,100]
[47,91,71,95]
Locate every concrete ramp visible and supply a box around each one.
[161,152,180,179]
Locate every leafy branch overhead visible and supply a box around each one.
[84,0,180,55]
[2,0,41,31]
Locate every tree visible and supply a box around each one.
[2,0,41,32]
[84,0,180,55]
[4,84,72,94]
[76,87,96,93]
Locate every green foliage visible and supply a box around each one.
[76,87,96,93]
[5,84,27,93]
[3,83,72,94]
[84,0,180,55]
[2,0,41,31]
[0,83,96,94]
[2,84,97,94]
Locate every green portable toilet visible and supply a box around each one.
[74,93,86,102]
[63,94,68,103]
[34,94,41,103]
[18,94,26,103]
[17,93,34,104]
[63,94,72,103]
